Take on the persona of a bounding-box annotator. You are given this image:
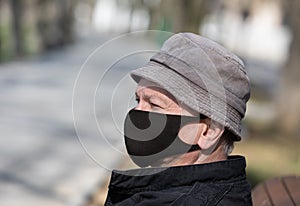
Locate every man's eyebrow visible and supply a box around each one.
[135,91,155,101]
[146,93,169,106]
[135,91,150,99]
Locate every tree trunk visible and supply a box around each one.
[147,0,207,33]
[59,0,75,44]
[0,0,15,61]
[278,0,300,135]
[11,0,23,57]
[176,0,206,33]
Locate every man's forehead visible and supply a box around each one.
[136,79,175,99]
[136,79,199,116]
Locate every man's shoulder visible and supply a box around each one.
[105,156,252,205]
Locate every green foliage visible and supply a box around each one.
[21,24,40,56]
[0,24,14,61]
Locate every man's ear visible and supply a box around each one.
[198,118,224,150]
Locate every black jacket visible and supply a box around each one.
[105,155,252,205]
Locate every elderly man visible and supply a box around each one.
[105,33,252,205]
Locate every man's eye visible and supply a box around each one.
[150,102,161,108]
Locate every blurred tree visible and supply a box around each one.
[10,0,43,56]
[278,0,300,135]
[116,0,144,32]
[175,0,207,33]
[11,0,23,56]
[37,0,75,50]
[145,0,207,33]
[0,0,15,61]
[0,0,78,62]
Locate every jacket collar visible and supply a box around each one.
[109,155,247,193]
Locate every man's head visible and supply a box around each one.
[126,33,250,167]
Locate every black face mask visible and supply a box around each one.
[124,109,205,167]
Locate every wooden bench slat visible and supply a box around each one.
[283,176,300,205]
[265,178,294,206]
[252,183,272,206]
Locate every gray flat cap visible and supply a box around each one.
[131,33,251,140]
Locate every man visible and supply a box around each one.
[105,33,252,205]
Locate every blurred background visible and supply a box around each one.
[0,0,299,205]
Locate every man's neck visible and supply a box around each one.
[151,146,227,167]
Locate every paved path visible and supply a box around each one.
[0,32,160,206]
